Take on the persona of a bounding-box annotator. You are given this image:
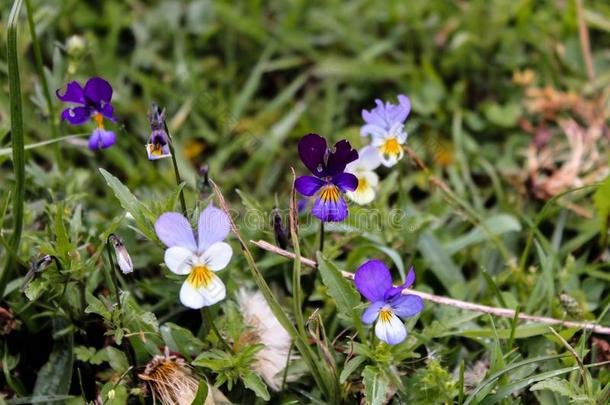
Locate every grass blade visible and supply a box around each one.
[0,0,25,297]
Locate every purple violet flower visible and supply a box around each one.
[294,134,359,222]
[355,260,423,345]
[56,77,117,150]
[361,95,411,167]
[146,103,171,160]
[154,204,232,309]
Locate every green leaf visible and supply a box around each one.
[84,292,111,321]
[443,214,521,254]
[0,134,88,157]
[191,380,209,405]
[104,347,128,373]
[99,168,157,241]
[160,322,204,360]
[530,377,575,397]
[316,252,360,319]
[362,366,389,405]
[33,318,74,404]
[417,232,465,298]
[241,371,271,401]
[340,355,367,384]
[593,176,610,244]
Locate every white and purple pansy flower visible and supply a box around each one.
[154,205,232,309]
[294,134,359,222]
[56,76,117,151]
[355,260,423,345]
[361,95,411,167]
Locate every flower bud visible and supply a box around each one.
[110,234,133,274]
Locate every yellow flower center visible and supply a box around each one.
[187,265,213,288]
[148,143,164,156]
[379,307,393,323]
[319,184,340,203]
[93,113,105,129]
[355,177,368,193]
[379,137,401,157]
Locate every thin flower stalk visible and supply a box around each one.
[250,239,610,335]
[289,169,306,338]
[163,120,187,215]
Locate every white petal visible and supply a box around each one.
[358,146,382,170]
[379,149,404,167]
[374,311,407,345]
[347,185,375,205]
[362,171,379,187]
[179,275,227,309]
[164,246,196,275]
[117,253,133,274]
[201,242,233,271]
[179,281,205,309]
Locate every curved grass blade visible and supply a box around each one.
[0,134,89,157]
[0,0,25,297]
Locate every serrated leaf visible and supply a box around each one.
[241,370,270,401]
[316,252,360,319]
[105,347,129,373]
[84,292,111,321]
[160,322,204,360]
[99,168,157,241]
[362,365,389,405]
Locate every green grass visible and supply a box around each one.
[1,0,610,404]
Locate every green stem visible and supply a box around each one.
[200,307,231,351]
[0,0,26,298]
[289,178,306,338]
[319,220,325,252]
[164,121,187,216]
[24,0,62,170]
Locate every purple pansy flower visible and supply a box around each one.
[361,95,411,167]
[56,77,117,150]
[294,134,359,222]
[146,103,171,160]
[355,260,423,345]
[154,205,232,309]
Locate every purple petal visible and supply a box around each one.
[298,133,327,176]
[354,259,392,302]
[56,81,85,104]
[362,301,384,324]
[325,140,358,176]
[61,106,91,125]
[198,204,231,253]
[295,176,324,196]
[87,128,115,150]
[332,172,358,192]
[154,212,197,251]
[312,193,348,222]
[390,294,423,318]
[84,77,113,105]
[98,102,116,122]
[384,267,416,300]
[361,99,386,127]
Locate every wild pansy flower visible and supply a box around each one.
[355,260,423,345]
[56,76,117,150]
[345,145,382,205]
[154,205,232,309]
[294,134,358,222]
[146,103,171,160]
[361,95,411,167]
